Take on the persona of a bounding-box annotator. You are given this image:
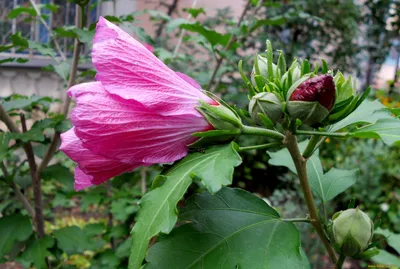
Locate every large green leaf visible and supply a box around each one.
[145,188,309,269]
[19,235,54,269]
[375,228,400,253]
[40,164,74,191]
[129,143,242,269]
[349,118,400,146]
[0,214,32,257]
[268,140,324,198]
[317,168,358,202]
[372,249,400,267]
[329,99,392,132]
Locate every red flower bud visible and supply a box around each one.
[289,75,336,111]
[287,75,336,125]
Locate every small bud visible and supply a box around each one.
[248,92,283,125]
[251,55,277,86]
[197,101,242,131]
[331,208,374,257]
[286,74,336,125]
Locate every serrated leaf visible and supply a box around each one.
[129,143,242,269]
[0,214,32,257]
[183,7,206,19]
[349,118,400,146]
[29,41,57,58]
[8,6,37,19]
[329,99,392,132]
[145,188,310,269]
[53,226,93,254]
[19,235,54,269]
[318,168,358,202]
[250,16,286,32]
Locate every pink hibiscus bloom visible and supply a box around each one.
[60,17,216,191]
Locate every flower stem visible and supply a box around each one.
[238,142,281,152]
[302,135,323,158]
[296,130,348,137]
[285,131,337,264]
[336,254,346,269]
[241,125,285,140]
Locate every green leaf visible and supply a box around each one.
[349,118,400,146]
[19,236,54,269]
[183,7,206,19]
[0,133,10,162]
[180,22,232,47]
[111,198,139,222]
[10,118,56,142]
[375,228,400,253]
[165,18,189,33]
[129,143,242,269]
[8,6,37,19]
[0,214,32,257]
[29,41,57,58]
[53,61,71,81]
[11,32,29,48]
[53,226,93,254]
[318,168,358,202]
[40,164,74,191]
[329,99,392,132]
[372,249,400,266]
[145,188,310,269]
[249,16,286,32]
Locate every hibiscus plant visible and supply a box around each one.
[1,4,400,269]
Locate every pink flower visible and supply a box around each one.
[60,17,216,191]
[143,43,154,53]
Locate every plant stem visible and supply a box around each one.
[302,135,320,159]
[283,218,311,223]
[20,113,45,239]
[1,161,36,221]
[238,142,281,152]
[296,130,348,138]
[140,167,147,195]
[106,181,116,250]
[172,0,197,58]
[241,125,285,140]
[0,104,20,133]
[285,131,337,263]
[36,4,83,176]
[206,0,253,91]
[336,254,346,269]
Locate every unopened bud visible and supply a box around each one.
[249,92,283,125]
[287,74,336,125]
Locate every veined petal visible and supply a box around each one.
[175,72,202,90]
[68,82,213,164]
[60,127,143,190]
[92,17,215,116]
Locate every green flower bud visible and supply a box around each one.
[251,55,277,86]
[331,208,374,257]
[248,92,283,125]
[197,101,242,131]
[286,74,336,125]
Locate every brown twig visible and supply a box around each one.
[155,0,180,38]
[0,104,20,134]
[1,161,36,220]
[206,0,253,91]
[36,5,83,177]
[20,113,45,238]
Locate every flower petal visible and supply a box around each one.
[68,82,213,164]
[60,127,142,190]
[92,17,215,116]
[175,72,202,90]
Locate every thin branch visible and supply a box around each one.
[172,0,198,58]
[28,0,67,61]
[155,0,180,38]
[285,131,337,263]
[1,161,36,220]
[283,218,312,223]
[296,130,348,138]
[36,5,83,177]
[206,0,254,91]
[0,104,20,133]
[20,113,45,238]
[238,142,281,152]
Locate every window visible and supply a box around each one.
[0,0,101,58]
